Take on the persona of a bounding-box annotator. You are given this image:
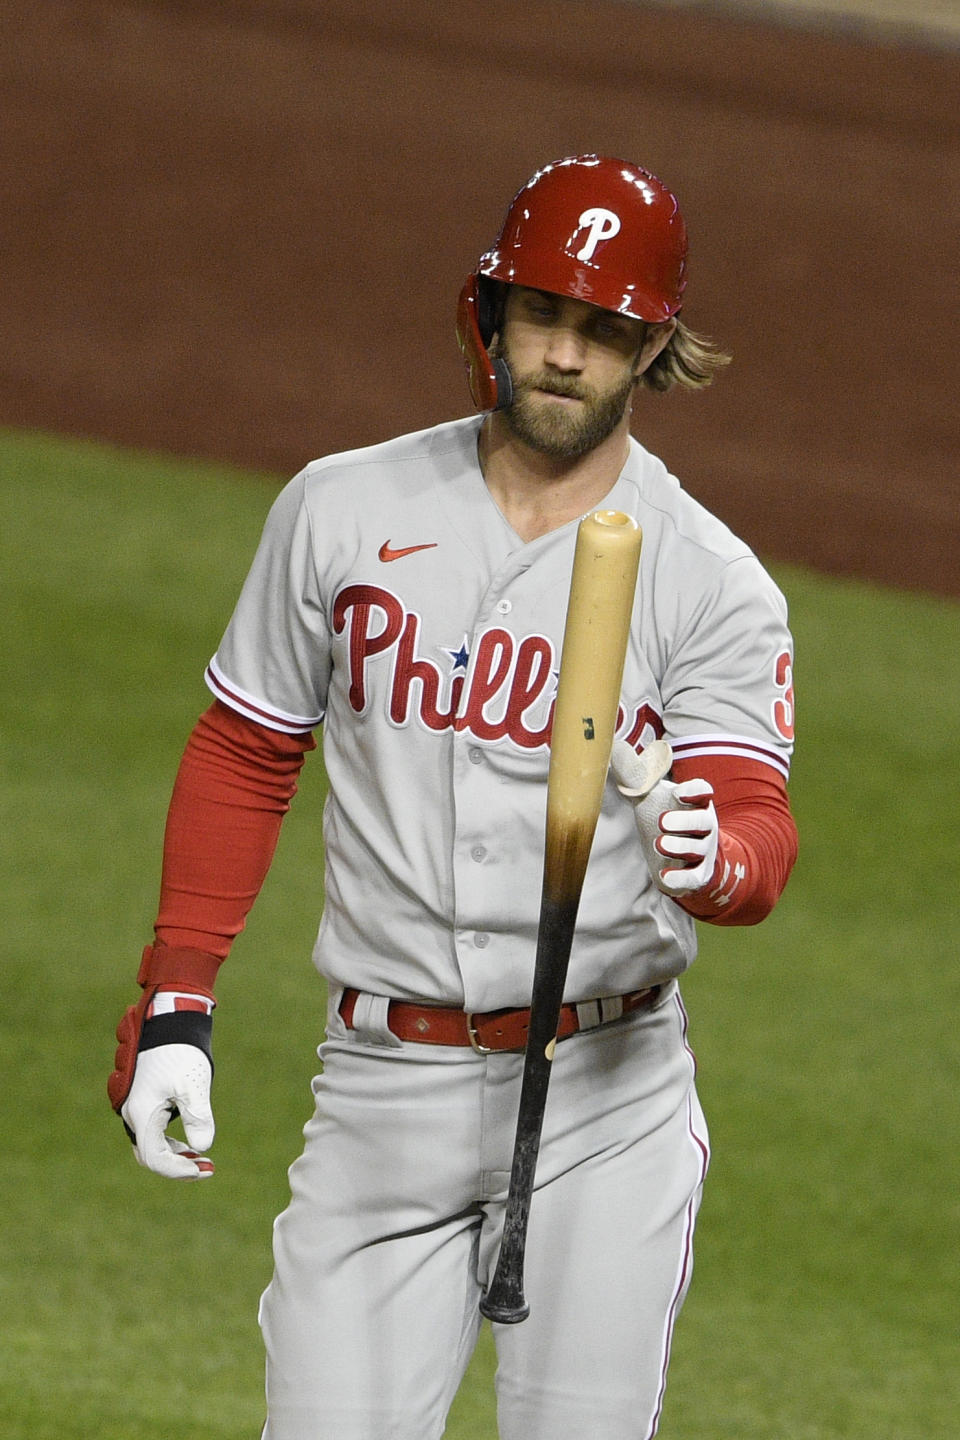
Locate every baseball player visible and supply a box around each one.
[109,154,798,1439]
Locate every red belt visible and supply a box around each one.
[338,985,660,1054]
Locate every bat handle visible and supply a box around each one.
[479,1186,533,1323]
[479,1015,557,1324]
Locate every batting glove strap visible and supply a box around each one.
[140,1009,213,1063]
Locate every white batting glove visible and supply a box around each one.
[121,1044,215,1180]
[611,738,720,898]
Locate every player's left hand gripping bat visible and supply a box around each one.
[480,510,671,1325]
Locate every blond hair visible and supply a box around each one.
[638,318,731,392]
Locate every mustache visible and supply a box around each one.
[514,373,594,403]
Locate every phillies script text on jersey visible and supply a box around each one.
[333,582,664,750]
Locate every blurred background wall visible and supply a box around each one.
[2,0,958,593]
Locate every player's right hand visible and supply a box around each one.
[120,1044,216,1180]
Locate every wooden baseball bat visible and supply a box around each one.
[479,510,646,1325]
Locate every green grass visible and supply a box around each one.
[2,428,958,1438]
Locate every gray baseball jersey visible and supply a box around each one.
[206,414,794,1013]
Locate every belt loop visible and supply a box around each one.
[600,995,624,1024]
[326,985,348,1041]
[575,999,601,1031]
[350,992,403,1049]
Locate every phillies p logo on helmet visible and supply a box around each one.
[575,208,622,262]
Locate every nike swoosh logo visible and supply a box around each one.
[378,540,438,562]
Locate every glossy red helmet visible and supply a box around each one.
[457,154,688,410]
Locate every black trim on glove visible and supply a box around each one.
[139,1011,214,1070]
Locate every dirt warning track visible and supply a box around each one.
[2,0,958,594]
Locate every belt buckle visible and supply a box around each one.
[466,1013,494,1055]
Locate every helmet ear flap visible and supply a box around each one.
[456,276,513,412]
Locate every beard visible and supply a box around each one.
[496,351,636,462]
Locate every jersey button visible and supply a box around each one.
[495,598,512,615]
[474,932,490,948]
[468,748,483,764]
[471,845,487,862]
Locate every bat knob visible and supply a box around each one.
[479,1291,531,1325]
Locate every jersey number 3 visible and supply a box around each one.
[773,650,795,742]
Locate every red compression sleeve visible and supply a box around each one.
[154,701,316,958]
[670,754,798,926]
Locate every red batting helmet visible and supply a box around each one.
[456,154,689,410]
